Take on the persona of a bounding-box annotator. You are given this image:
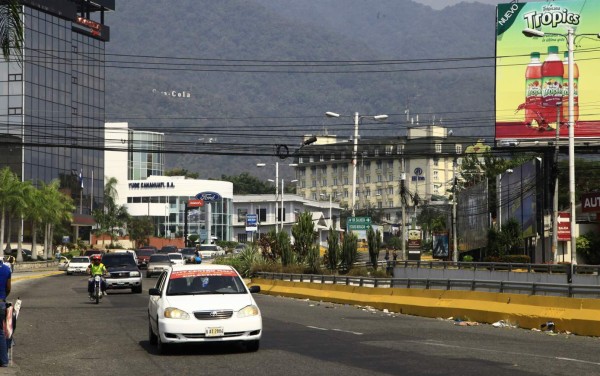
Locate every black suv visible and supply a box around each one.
[101,252,143,293]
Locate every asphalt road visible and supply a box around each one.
[6,270,600,375]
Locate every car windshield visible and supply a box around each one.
[149,255,170,263]
[136,250,154,256]
[102,255,136,267]
[72,257,89,263]
[166,275,246,296]
[160,246,177,253]
[200,245,217,251]
[168,254,182,260]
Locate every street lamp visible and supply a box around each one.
[258,162,279,233]
[522,28,600,265]
[281,179,297,231]
[325,111,388,217]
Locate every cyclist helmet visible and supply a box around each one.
[92,254,102,261]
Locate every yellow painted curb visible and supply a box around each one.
[250,278,600,337]
[13,271,64,282]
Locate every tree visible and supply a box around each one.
[0,0,23,62]
[39,180,74,259]
[0,167,22,257]
[417,204,447,243]
[220,172,275,194]
[93,177,129,247]
[165,168,199,179]
[367,226,381,269]
[325,228,340,270]
[340,232,358,272]
[128,217,155,248]
[291,211,316,264]
[12,180,32,261]
[277,231,293,267]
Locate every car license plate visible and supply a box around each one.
[205,327,224,337]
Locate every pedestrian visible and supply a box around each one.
[392,249,398,266]
[5,256,15,273]
[0,257,12,367]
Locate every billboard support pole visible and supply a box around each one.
[567,28,577,266]
[552,102,561,263]
[452,159,458,262]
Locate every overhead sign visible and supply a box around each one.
[581,192,600,213]
[188,199,204,208]
[495,1,600,144]
[557,212,571,241]
[346,217,371,240]
[195,191,222,202]
[246,214,258,232]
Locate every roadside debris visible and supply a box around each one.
[541,321,555,332]
[492,320,517,328]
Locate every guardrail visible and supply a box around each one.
[353,260,600,276]
[255,272,600,298]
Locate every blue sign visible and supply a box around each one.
[195,191,222,202]
[414,167,423,176]
[246,214,258,231]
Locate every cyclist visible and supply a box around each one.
[86,255,108,296]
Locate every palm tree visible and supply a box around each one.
[39,180,74,259]
[12,180,32,262]
[0,0,23,62]
[24,182,44,261]
[0,167,24,258]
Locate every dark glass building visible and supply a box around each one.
[0,0,114,225]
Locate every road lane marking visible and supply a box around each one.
[410,340,600,365]
[306,326,363,335]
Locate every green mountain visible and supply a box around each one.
[105,0,497,179]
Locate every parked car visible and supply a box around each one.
[8,249,32,260]
[146,254,173,278]
[233,244,249,254]
[57,256,70,271]
[159,245,178,254]
[180,248,196,264]
[135,248,156,269]
[168,252,185,266]
[198,244,225,259]
[101,252,143,294]
[148,264,262,354]
[66,256,91,275]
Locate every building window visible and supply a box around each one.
[376,161,382,169]
[365,175,370,183]
[434,184,440,194]
[374,149,380,156]
[333,177,338,185]
[377,202,382,209]
[311,166,316,173]
[320,154,324,162]
[435,143,442,153]
[237,209,248,222]
[344,190,349,198]
[8,74,22,81]
[311,180,317,188]
[342,165,348,173]
[341,152,346,160]
[344,177,349,185]
[376,188,382,196]
[386,145,393,155]
[322,165,327,173]
[322,179,327,186]
[387,161,393,169]
[309,156,315,162]
[388,174,393,181]
[312,193,317,200]
[8,107,22,115]
[397,144,404,154]
[298,157,304,163]
[333,164,338,173]
[365,188,371,197]
[456,144,463,154]
[377,175,383,182]
[433,158,439,167]
[330,153,335,161]
[300,181,306,188]
[434,170,439,181]
[387,187,393,195]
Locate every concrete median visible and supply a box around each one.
[251,278,600,336]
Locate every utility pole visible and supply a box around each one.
[452,159,458,262]
[401,157,407,260]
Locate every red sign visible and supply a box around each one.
[187,199,204,208]
[557,212,571,242]
[581,192,600,213]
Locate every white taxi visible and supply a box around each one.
[66,256,91,275]
[148,264,262,354]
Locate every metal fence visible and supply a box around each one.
[255,271,600,298]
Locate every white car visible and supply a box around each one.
[57,256,70,271]
[66,256,91,275]
[198,245,225,259]
[148,264,262,354]
[168,253,185,266]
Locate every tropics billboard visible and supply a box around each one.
[496,1,600,144]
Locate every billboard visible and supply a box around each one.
[498,160,538,238]
[496,1,600,145]
[457,179,489,252]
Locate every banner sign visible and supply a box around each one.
[581,192,600,213]
[495,1,600,145]
[246,214,258,232]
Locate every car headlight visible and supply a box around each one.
[130,271,140,277]
[164,307,190,320]
[237,305,260,318]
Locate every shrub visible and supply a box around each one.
[462,255,474,262]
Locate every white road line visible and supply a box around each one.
[411,340,600,365]
[306,325,328,331]
[332,329,363,335]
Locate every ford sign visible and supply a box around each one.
[195,191,222,202]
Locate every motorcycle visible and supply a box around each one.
[90,275,103,304]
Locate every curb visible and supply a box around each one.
[13,271,64,282]
[251,278,600,337]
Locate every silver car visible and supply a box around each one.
[146,254,172,278]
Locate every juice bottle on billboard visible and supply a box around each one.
[541,46,564,128]
[562,51,579,124]
[524,52,542,126]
